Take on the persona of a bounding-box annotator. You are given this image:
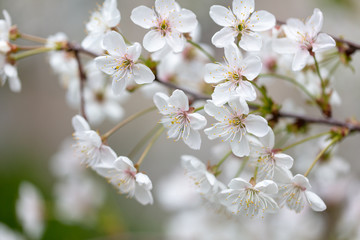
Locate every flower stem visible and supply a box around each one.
[215,150,232,170]
[101,106,156,141]
[194,106,204,112]
[304,136,340,177]
[234,156,249,178]
[12,47,54,60]
[135,127,164,170]
[258,73,316,101]
[19,33,47,44]
[253,165,259,182]
[313,55,326,97]
[187,40,216,62]
[281,131,331,152]
[128,124,162,159]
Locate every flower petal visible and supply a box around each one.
[211,27,237,48]
[212,82,234,106]
[312,33,335,52]
[131,6,157,29]
[209,5,236,27]
[188,113,207,130]
[204,100,230,122]
[169,9,198,33]
[72,115,90,131]
[183,129,201,150]
[132,64,155,84]
[244,114,269,137]
[143,30,166,52]
[242,55,262,80]
[236,81,256,101]
[239,31,262,51]
[153,92,171,115]
[102,0,121,27]
[305,191,326,212]
[224,43,243,68]
[292,49,310,71]
[272,38,298,54]
[228,97,249,115]
[293,174,311,189]
[305,8,323,38]
[125,42,142,62]
[248,10,275,32]
[232,0,254,22]
[204,63,228,84]
[168,89,189,111]
[155,0,176,18]
[228,177,252,189]
[102,31,126,56]
[231,135,250,157]
[274,153,294,169]
[95,56,118,75]
[165,30,186,53]
[255,180,278,194]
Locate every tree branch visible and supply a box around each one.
[73,48,88,121]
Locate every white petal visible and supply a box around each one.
[231,135,250,157]
[188,113,207,130]
[255,180,278,194]
[165,30,186,53]
[181,155,206,171]
[292,174,311,190]
[285,18,306,40]
[204,100,230,122]
[126,42,142,62]
[169,9,198,33]
[111,74,128,95]
[102,31,126,56]
[153,92,171,114]
[134,185,153,205]
[236,81,256,101]
[228,97,249,115]
[132,64,155,84]
[228,177,252,189]
[204,63,228,84]
[155,0,176,18]
[305,191,326,212]
[131,6,157,29]
[168,89,189,111]
[212,82,234,106]
[183,129,201,150]
[3,9,11,26]
[274,153,294,169]
[115,156,136,170]
[8,75,21,92]
[232,0,254,22]
[244,114,269,137]
[143,30,166,52]
[292,49,310,71]
[204,125,227,140]
[239,31,262,51]
[99,145,117,166]
[306,8,323,38]
[72,115,90,131]
[211,27,237,48]
[209,5,236,27]
[95,56,118,75]
[248,10,275,32]
[242,55,262,80]
[81,33,103,53]
[258,127,274,148]
[312,33,335,52]
[224,43,243,68]
[102,0,121,27]
[272,38,298,54]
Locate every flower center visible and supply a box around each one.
[230,116,245,128]
[114,55,134,71]
[157,19,171,36]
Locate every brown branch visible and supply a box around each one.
[73,48,88,121]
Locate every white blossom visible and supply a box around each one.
[0,223,24,240]
[204,43,262,105]
[81,0,121,53]
[278,173,326,213]
[218,178,279,217]
[209,0,275,51]
[273,8,336,71]
[131,0,198,53]
[204,98,269,157]
[154,89,207,150]
[95,31,155,95]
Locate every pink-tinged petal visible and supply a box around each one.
[305,191,326,211]
[228,177,252,189]
[272,38,298,54]
[95,56,118,75]
[242,55,262,80]
[244,114,269,137]
[312,33,335,52]
[111,74,128,95]
[204,63,228,84]
[131,6,157,29]
[248,10,275,32]
[143,30,166,52]
[169,9,198,33]
[236,81,256,101]
[115,156,136,170]
[212,81,234,106]
[132,64,155,84]
[239,31,262,51]
[211,27,237,48]
[102,0,121,27]
[102,31,126,56]
[231,135,250,157]
[165,30,186,53]
[209,5,236,27]
[228,97,249,115]
[183,129,201,150]
[306,8,323,38]
[274,153,293,169]
[188,113,207,130]
[99,145,117,166]
[72,115,90,131]
[224,43,243,68]
[292,174,311,190]
[168,89,189,111]
[259,127,274,149]
[155,0,176,18]
[134,185,153,205]
[285,18,306,40]
[292,49,310,71]
[255,180,278,194]
[153,92,171,115]
[204,100,230,122]
[232,0,254,22]
[126,42,142,61]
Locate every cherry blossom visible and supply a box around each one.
[95,156,154,205]
[153,89,207,150]
[218,178,279,216]
[209,0,275,51]
[273,8,336,71]
[131,0,198,53]
[204,98,269,157]
[278,173,326,213]
[81,0,121,53]
[95,31,155,95]
[204,43,262,105]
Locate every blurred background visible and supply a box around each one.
[0,0,360,239]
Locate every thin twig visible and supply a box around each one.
[73,50,87,121]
